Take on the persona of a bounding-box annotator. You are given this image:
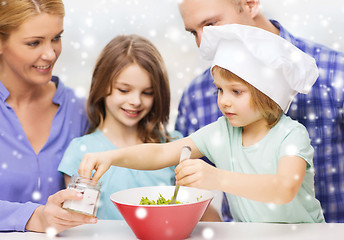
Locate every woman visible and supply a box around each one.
[0,0,96,233]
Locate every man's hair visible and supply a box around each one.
[212,65,283,128]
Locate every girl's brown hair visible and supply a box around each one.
[87,34,172,143]
[212,66,283,128]
[0,0,65,42]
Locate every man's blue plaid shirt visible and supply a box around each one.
[175,20,344,223]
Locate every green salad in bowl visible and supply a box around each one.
[139,193,203,205]
[139,193,181,205]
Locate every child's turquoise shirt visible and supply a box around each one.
[58,129,182,219]
[190,115,325,223]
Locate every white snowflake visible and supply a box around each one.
[308,113,316,121]
[290,225,298,231]
[149,29,157,37]
[80,144,87,152]
[71,41,81,49]
[85,18,93,28]
[158,181,167,186]
[74,86,87,98]
[167,27,182,43]
[290,104,298,111]
[32,191,42,201]
[177,72,184,79]
[81,52,88,59]
[2,163,7,169]
[267,203,276,210]
[46,227,57,238]
[83,35,95,47]
[135,207,147,219]
[202,227,215,239]
[191,117,198,125]
[285,144,298,155]
[321,19,329,27]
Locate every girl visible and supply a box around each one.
[78,25,325,223]
[0,0,95,233]
[58,35,184,220]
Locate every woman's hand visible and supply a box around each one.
[78,151,114,182]
[25,189,97,234]
[175,159,223,190]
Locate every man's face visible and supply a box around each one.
[179,0,255,47]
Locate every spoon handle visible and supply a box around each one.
[169,146,191,204]
[179,145,191,162]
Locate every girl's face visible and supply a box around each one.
[0,13,63,86]
[213,71,265,129]
[105,63,154,129]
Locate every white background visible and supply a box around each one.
[54,0,344,128]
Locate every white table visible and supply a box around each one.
[1,220,343,240]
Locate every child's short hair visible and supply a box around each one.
[212,65,283,128]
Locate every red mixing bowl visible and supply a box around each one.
[110,186,214,240]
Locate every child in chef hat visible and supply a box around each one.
[78,24,325,223]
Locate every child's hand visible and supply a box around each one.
[175,159,222,190]
[78,152,113,182]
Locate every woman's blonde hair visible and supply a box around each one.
[87,34,172,143]
[0,0,65,42]
[212,65,283,128]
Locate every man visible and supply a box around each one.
[175,0,344,223]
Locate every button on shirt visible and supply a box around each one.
[175,20,344,223]
[0,76,88,231]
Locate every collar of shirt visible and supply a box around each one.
[0,76,65,105]
[270,19,298,46]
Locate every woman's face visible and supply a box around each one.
[0,13,63,86]
[104,63,154,129]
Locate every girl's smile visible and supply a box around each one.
[121,108,143,118]
[103,63,154,130]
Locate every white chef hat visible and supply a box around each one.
[200,24,318,113]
